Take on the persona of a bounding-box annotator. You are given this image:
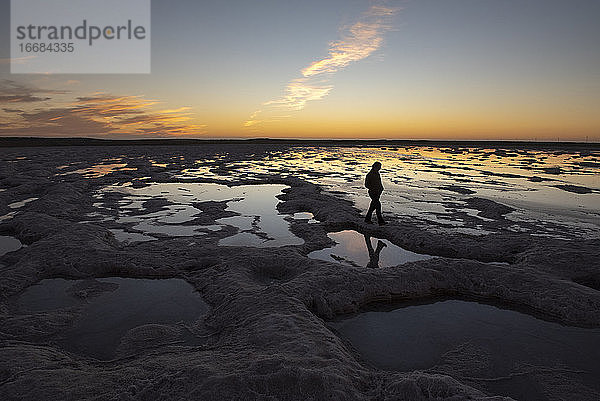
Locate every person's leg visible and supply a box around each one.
[365,200,375,222]
[371,193,384,224]
[365,190,377,222]
[375,198,383,222]
[364,234,375,257]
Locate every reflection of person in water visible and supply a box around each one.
[365,234,387,268]
[364,161,386,225]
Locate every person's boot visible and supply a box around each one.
[378,219,386,226]
[364,217,372,223]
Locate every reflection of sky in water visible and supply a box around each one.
[0,212,16,222]
[95,183,303,246]
[290,212,318,224]
[185,146,599,239]
[109,228,157,243]
[308,230,433,268]
[329,299,600,400]
[8,197,38,209]
[57,159,137,178]
[217,185,304,247]
[15,277,208,360]
[75,146,600,239]
[0,235,22,256]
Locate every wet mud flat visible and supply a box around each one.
[1,142,600,400]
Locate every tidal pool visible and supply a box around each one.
[308,230,433,268]
[216,185,304,247]
[109,228,157,243]
[95,183,304,247]
[329,299,600,400]
[0,235,22,256]
[16,277,209,360]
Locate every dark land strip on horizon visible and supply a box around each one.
[0,137,599,150]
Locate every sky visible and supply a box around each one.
[0,0,599,141]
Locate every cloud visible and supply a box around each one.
[158,106,192,114]
[263,78,333,111]
[244,2,397,129]
[0,79,67,103]
[0,86,206,138]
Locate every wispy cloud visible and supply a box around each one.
[263,78,333,111]
[0,79,67,103]
[245,2,397,129]
[0,81,206,137]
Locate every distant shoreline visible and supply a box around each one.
[0,136,598,150]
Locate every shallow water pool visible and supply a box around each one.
[329,299,600,400]
[216,185,304,247]
[16,277,209,360]
[0,235,22,256]
[308,230,433,268]
[96,183,304,247]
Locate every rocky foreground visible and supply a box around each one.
[1,144,599,400]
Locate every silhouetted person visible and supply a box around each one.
[364,162,386,225]
[365,234,387,268]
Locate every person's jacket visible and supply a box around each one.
[365,170,383,194]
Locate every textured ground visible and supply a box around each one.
[1,143,599,400]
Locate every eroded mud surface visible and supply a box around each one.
[1,143,599,400]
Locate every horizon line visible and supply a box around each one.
[1,136,598,147]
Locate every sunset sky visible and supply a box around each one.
[1,0,599,141]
